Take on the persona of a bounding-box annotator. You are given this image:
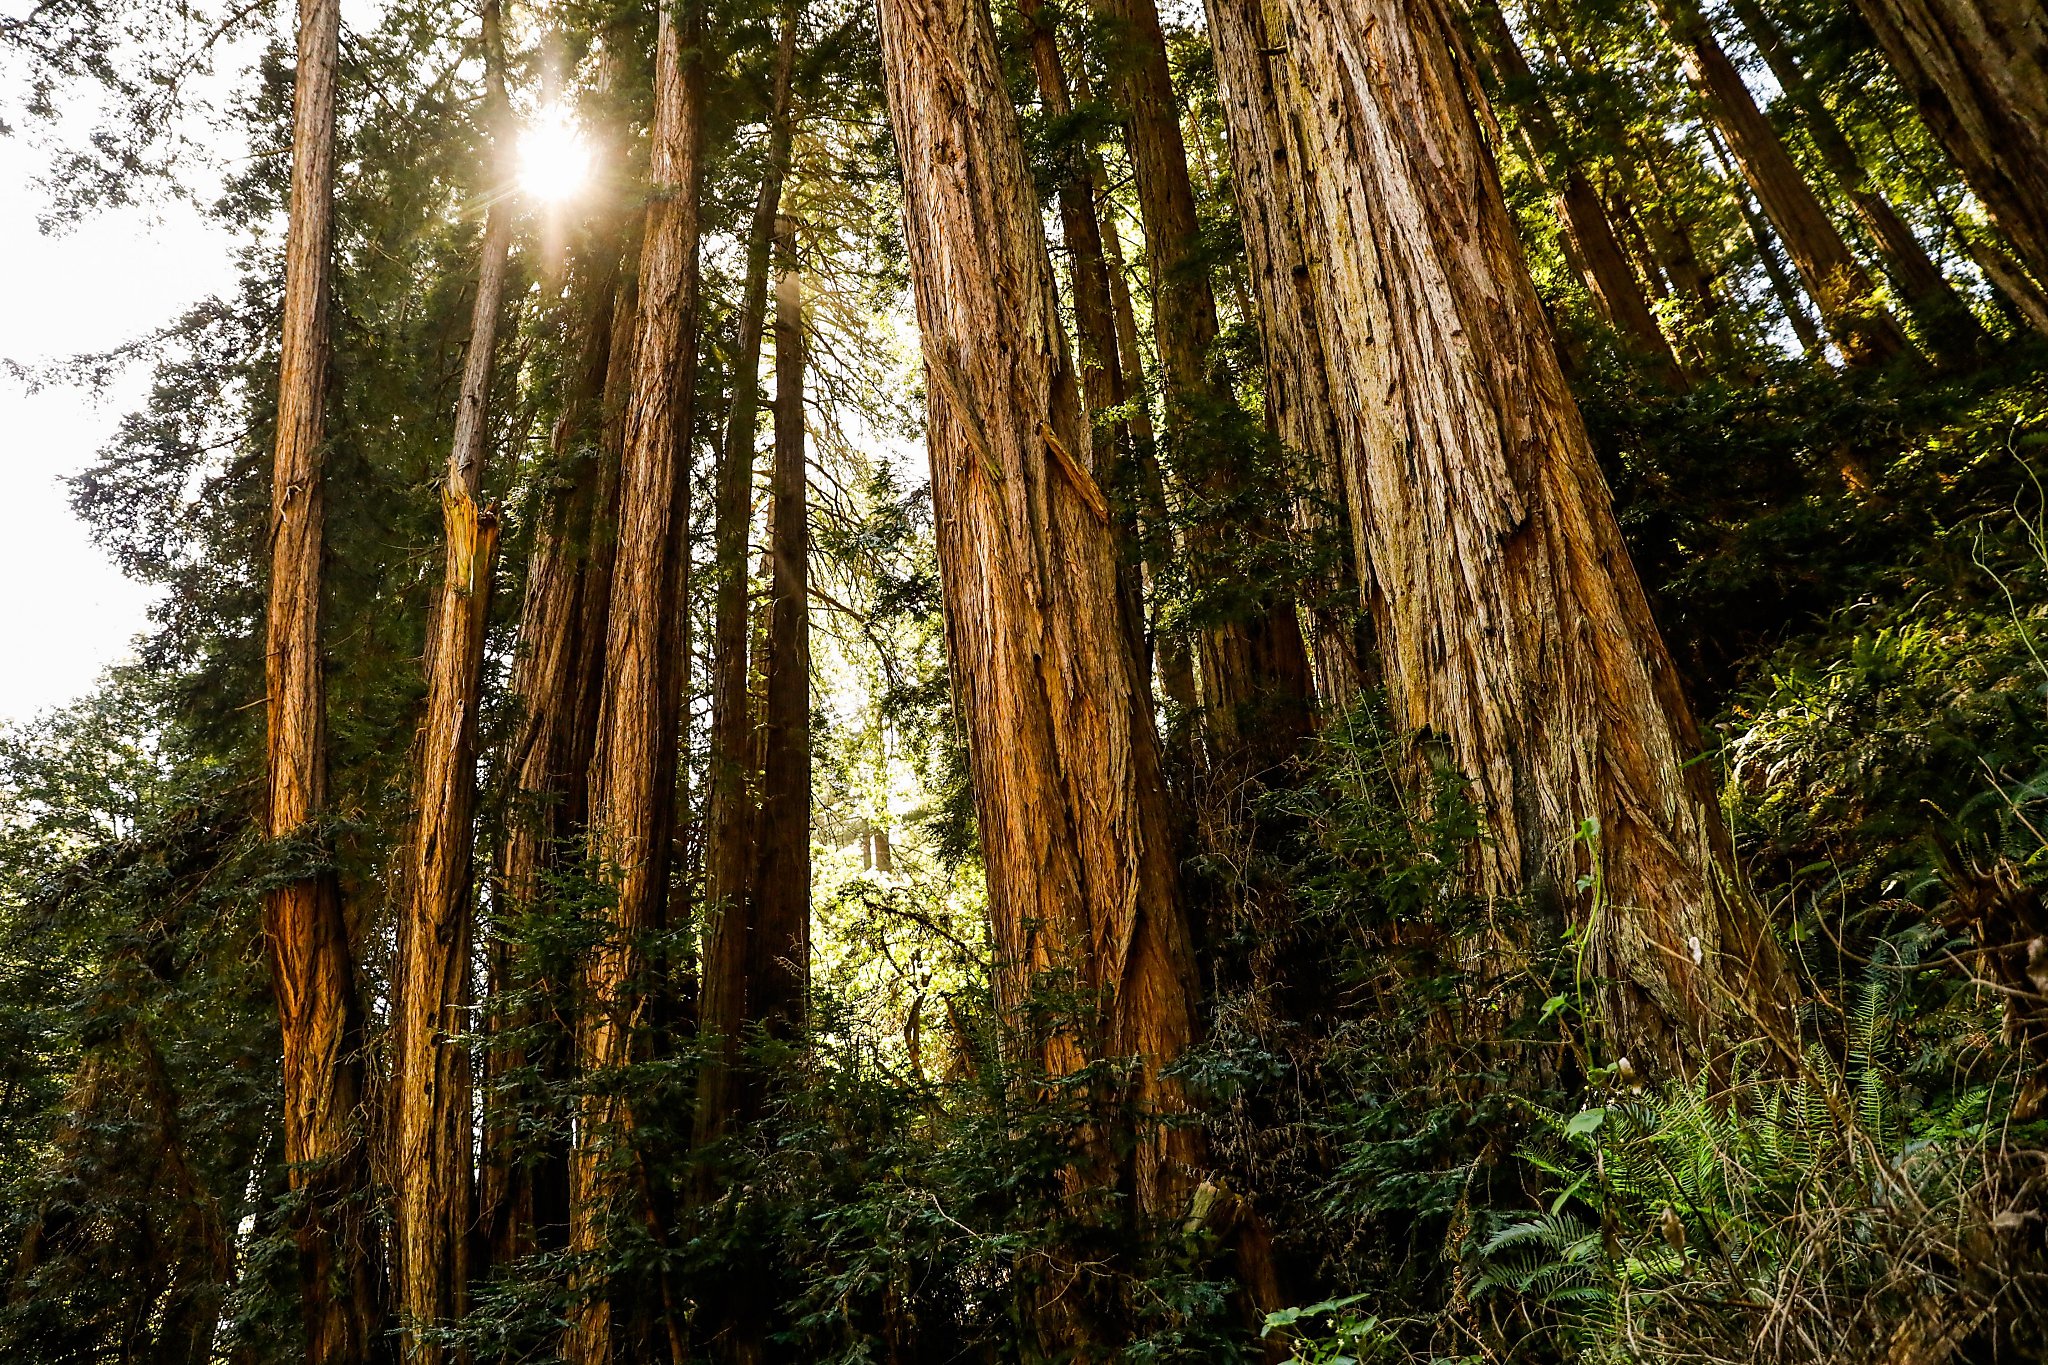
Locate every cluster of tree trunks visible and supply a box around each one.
[246,0,2048,1349]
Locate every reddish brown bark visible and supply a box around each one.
[261,0,381,1356]
[1269,0,1798,1062]
[751,218,811,1043]
[876,0,1204,1241]
[568,0,707,1356]
[1091,0,1313,755]
[391,3,514,1349]
[1651,0,1915,366]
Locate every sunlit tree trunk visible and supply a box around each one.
[1272,0,1798,1063]
[392,3,514,1350]
[1204,0,1373,715]
[261,0,382,1355]
[1853,0,2048,287]
[568,0,706,1356]
[875,0,1205,1272]
[1724,0,1986,362]
[696,0,798,1165]
[1649,0,1914,366]
[1706,124,1829,356]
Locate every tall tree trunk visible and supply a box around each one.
[1852,0,2048,287]
[1267,0,1798,1063]
[393,3,513,1349]
[261,0,381,1356]
[1468,6,1689,385]
[751,217,811,1043]
[1649,0,1915,366]
[568,0,706,1357]
[875,0,1205,1281]
[482,242,634,1272]
[696,0,799,1166]
[1724,0,1987,362]
[1092,0,1313,757]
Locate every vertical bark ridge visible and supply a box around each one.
[875,0,1205,1260]
[568,0,707,1356]
[392,1,516,1349]
[261,0,382,1355]
[1272,0,1799,1063]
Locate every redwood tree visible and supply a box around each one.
[391,1,513,1349]
[1263,0,1798,1062]
[568,0,707,1356]
[260,0,382,1355]
[876,0,1204,1249]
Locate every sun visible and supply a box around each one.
[518,107,591,204]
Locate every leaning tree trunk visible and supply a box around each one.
[1852,0,2048,288]
[567,1,705,1358]
[751,217,812,1046]
[1092,0,1313,758]
[1649,0,1914,366]
[392,2,513,1349]
[876,0,1204,1265]
[696,0,799,1167]
[1467,5,1689,386]
[261,0,381,1356]
[1722,0,1986,363]
[1266,0,1798,1065]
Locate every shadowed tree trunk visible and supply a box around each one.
[1467,4,1690,386]
[1268,0,1799,1064]
[875,0,1206,1338]
[392,2,513,1350]
[1016,0,1153,677]
[567,0,706,1357]
[482,237,635,1272]
[1091,0,1313,757]
[260,0,382,1355]
[1649,0,1915,366]
[1723,0,1987,362]
[696,0,799,1167]
[1707,124,1829,356]
[1852,0,2048,287]
[751,215,811,1047]
[1204,0,1374,714]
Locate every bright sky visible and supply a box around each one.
[0,133,239,724]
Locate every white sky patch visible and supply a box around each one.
[0,134,238,723]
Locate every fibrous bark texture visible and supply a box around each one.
[392,3,513,1348]
[1268,0,1797,1061]
[876,0,1203,1230]
[1853,0,2048,288]
[261,0,380,1356]
[1205,0,1374,713]
[568,1,705,1357]
[1651,0,1914,366]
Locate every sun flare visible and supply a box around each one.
[518,108,591,204]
